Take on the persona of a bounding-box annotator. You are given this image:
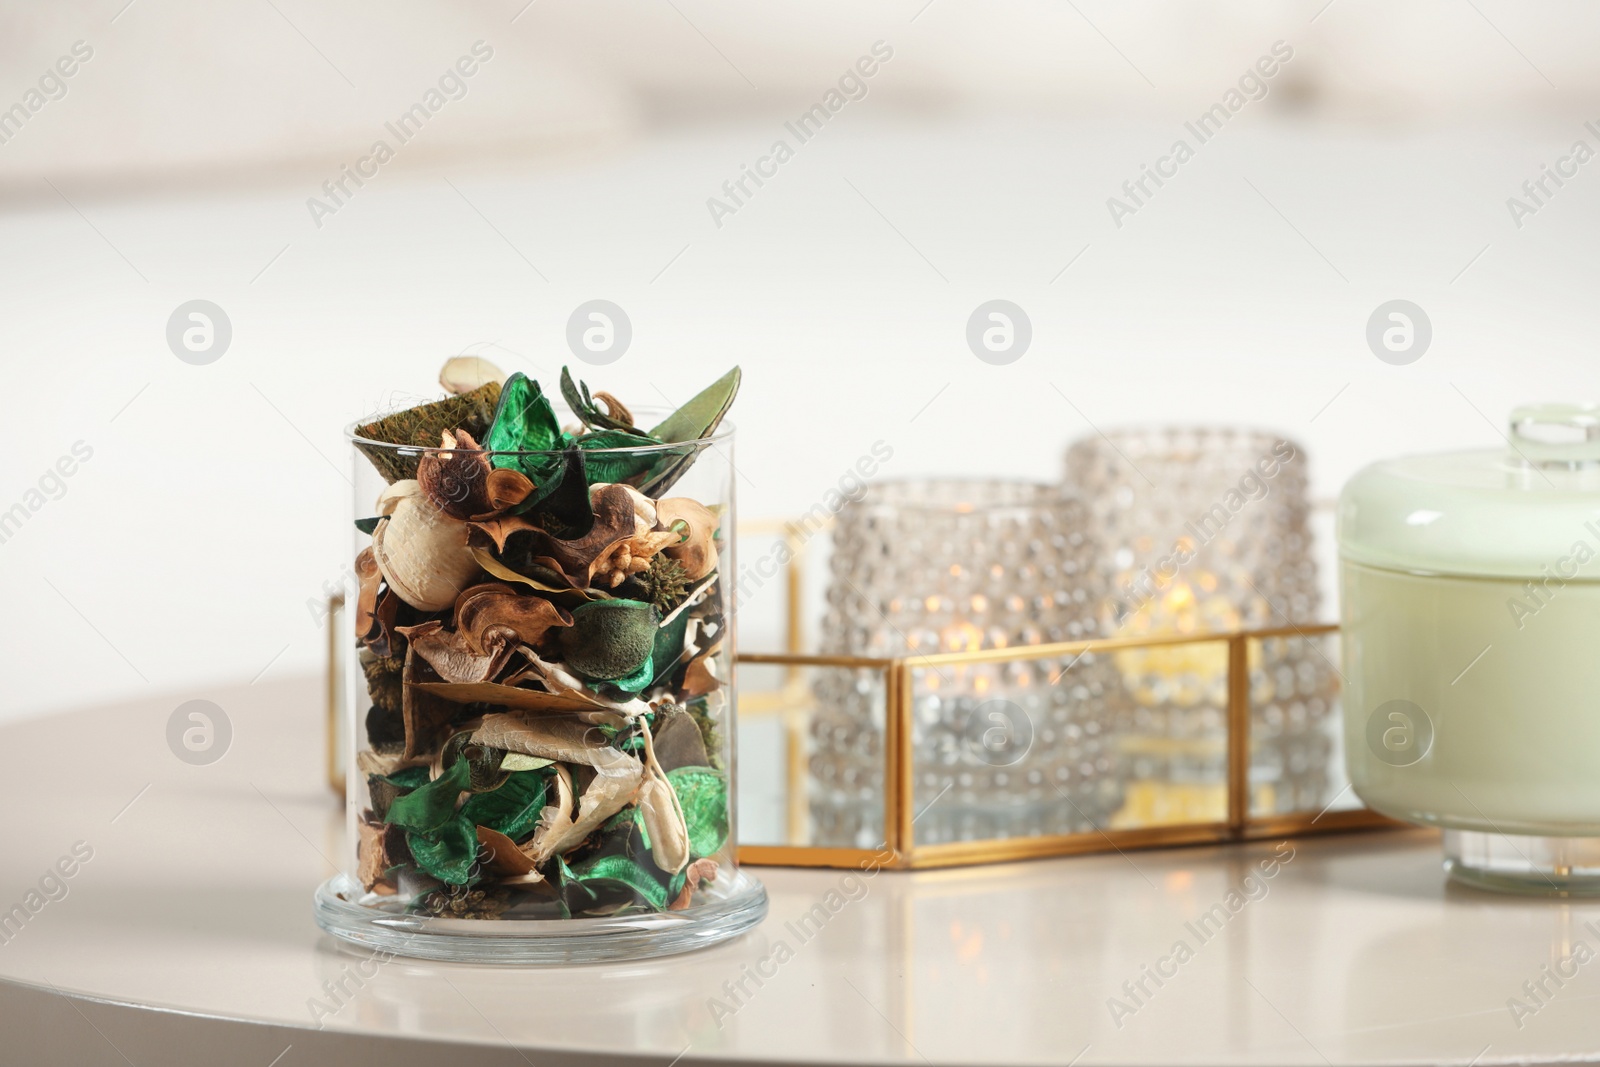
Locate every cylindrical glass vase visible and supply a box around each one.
[1064,427,1335,822]
[315,413,765,962]
[811,480,1125,847]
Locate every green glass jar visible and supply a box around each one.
[1340,403,1600,894]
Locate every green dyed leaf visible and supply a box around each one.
[560,366,636,433]
[604,805,640,834]
[570,853,670,911]
[649,366,741,444]
[577,429,667,486]
[608,654,657,694]
[461,770,549,840]
[512,447,594,539]
[380,766,432,790]
[369,764,433,820]
[383,757,470,834]
[354,516,382,535]
[406,814,479,885]
[668,766,729,858]
[640,367,740,496]
[650,609,693,688]
[485,373,562,458]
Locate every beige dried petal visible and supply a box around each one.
[525,764,575,864]
[638,774,690,875]
[526,755,643,865]
[439,355,505,395]
[637,716,689,875]
[396,619,517,685]
[470,712,616,765]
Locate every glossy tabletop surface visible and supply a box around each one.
[1,676,1596,1066]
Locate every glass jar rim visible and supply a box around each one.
[343,415,735,456]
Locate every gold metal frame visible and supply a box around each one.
[734,623,1397,870]
[731,517,1395,869]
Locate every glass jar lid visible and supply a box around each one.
[1339,403,1600,579]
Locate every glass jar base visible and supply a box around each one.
[314,870,767,964]
[1444,830,1600,897]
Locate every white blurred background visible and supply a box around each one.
[3,0,1599,721]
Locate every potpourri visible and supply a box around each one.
[351,359,740,919]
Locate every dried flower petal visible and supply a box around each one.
[480,484,645,588]
[475,826,541,877]
[669,858,719,911]
[453,583,574,653]
[396,619,518,685]
[354,546,382,641]
[482,468,534,515]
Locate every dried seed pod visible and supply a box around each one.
[589,483,657,534]
[417,429,492,519]
[557,599,658,680]
[370,480,482,611]
[655,498,720,580]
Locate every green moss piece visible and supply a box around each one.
[686,698,724,771]
[355,381,501,483]
[668,766,730,858]
[558,599,658,680]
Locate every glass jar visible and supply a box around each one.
[1064,427,1336,823]
[1340,403,1600,895]
[811,480,1125,847]
[315,410,765,962]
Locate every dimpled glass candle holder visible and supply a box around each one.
[810,480,1125,847]
[1064,428,1337,824]
[1340,403,1600,895]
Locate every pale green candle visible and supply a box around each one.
[1340,404,1600,894]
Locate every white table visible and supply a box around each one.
[1,677,1594,1066]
